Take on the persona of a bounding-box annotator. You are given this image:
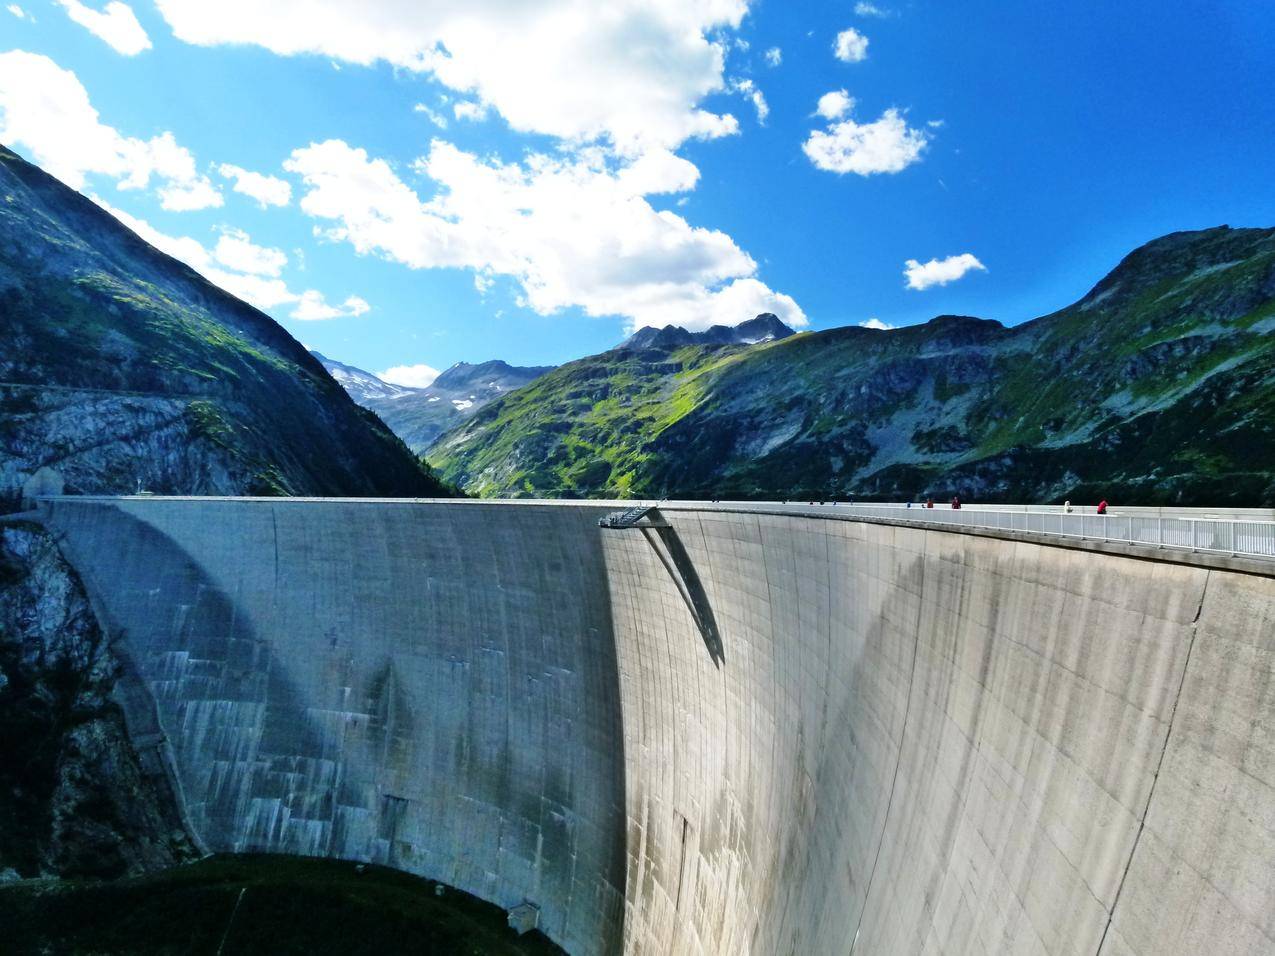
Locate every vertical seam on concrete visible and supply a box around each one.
[270,508,279,599]
[1093,568,1211,956]
[848,527,928,956]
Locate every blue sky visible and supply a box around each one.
[2,1,1272,384]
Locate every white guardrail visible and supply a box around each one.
[804,503,1275,560]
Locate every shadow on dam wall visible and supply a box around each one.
[38,498,1275,956]
[41,499,629,956]
[49,508,431,859]
[639,524,724,667]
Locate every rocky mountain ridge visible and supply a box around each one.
[620,312,795,351]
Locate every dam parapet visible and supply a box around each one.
[34,497,1275,956]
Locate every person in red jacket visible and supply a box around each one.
[1096,499,1108,515]
[951,496,962,509]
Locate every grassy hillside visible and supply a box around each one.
[431,226,1275,504]
[0,145,452,505]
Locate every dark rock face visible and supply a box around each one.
[0,523,194,878]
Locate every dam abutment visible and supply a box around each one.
[36,498,1275,955]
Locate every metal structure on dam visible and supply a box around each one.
[33,496,1275,955]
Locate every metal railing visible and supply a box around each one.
[599,504,656,529]
[805,503,1275,560]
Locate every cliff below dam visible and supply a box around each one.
[32,498,1275,956]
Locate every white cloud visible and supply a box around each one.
[153,0,748,155]
[763,46,781,67]
[0,52,220,207]
[213,228,287,276]
[218,163,292,207]
[158,176,223,211]
[90,196,368,319]
[854,2,889,17]
[378,363,441,388]
[903,253,986,290]
[413,102,448,129]
[858,317,895,330]
[834,27,869,63]
[291,291,370,320]
[284,138,804,332]
[452,100,488,123]
[804,102,930,175]
[731,78,768,125]
[7,4,27,19]
[815,89,853,120]
[56,1,151,56]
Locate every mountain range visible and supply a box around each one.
[310,353,552,453]
[6,136,1274,509]
[429,225,1275,504]
[0,144,450,506]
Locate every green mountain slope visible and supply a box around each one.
[430,226,1275,504]
[0,145,451,506]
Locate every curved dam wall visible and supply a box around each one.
[39,498,1275,956]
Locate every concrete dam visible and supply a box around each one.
[36,497,1275,955]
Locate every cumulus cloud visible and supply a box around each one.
[91,196,367,319]
[763,46,781,67]
[292,291,370,320]
[153,0,748,154]
[858,317,895,330]
[217,163,291,208]
[854,2,890,17]
[283,138,804,332]
[804,100,930,175]
[157,175,223,212]
[0,51,220,207]
[815,89,853,120]
[834,27,869,62]
[56,0,151,55]
[378,363,441,388]
[452,100,487,122]
[142,3,813,331]
[213,228,287,276]
[7,4,27,19]
[903,253,986,290]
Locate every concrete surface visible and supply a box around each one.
[36,497,1275,955]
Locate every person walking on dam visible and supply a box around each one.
[1097,499,1108,515]
[951,495,962,509]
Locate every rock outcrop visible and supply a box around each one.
[0,521,196,878]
